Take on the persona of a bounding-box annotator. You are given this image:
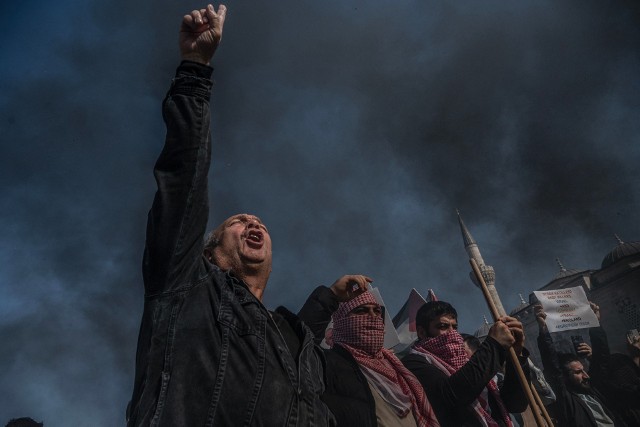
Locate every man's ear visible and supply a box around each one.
[203,248,213,262]
[417,325,426,340]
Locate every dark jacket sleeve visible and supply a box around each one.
[298,286,339,344]
[588,326,610,371]
[537,328,562,389]
[143,61,214,295]
[499,347,531,413]
[403,337,508,411]
[537,328,576,425]
[321,346,377,427]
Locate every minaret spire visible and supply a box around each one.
[457,209,485,266]
[457,210,506,316]
[519,293,527,305]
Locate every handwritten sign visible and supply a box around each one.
[533,286,600,332]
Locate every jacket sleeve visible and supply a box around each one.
[588,326,610,371]
[537,328,562,387]
[404,337,508,409]
[500,348,531,413]
[529,359,557,404]
[298,286,339,344]
[537,327,574,424]
[142,61,214,295]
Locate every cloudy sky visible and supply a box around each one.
[1,0,639,425]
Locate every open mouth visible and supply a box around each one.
[245,230,264,248]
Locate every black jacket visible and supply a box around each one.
[298,286,381,426]
[126,62,334,427]
[321,345,379,427]
[402,337,529,427]
[592,352,640,427]
[537,327,622,427]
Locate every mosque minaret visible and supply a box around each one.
[457,210,507,316]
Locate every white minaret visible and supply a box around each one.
[457,210,506,316]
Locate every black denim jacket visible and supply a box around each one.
[126,62,335,427]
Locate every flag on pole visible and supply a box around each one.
[392,289,428,346]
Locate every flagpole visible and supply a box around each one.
[470,259,553,427]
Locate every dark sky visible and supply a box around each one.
[2,0,639,425]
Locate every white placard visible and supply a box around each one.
[533,286,600,332]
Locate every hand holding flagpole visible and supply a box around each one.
[470,259,552,427]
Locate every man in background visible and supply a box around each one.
[535,302,621,427]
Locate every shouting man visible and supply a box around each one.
[127,5,334,426]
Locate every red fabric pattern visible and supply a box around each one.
[413,330,513,427]
[332,292,440,427]
[332,293,384,356]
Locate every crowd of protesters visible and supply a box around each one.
[5,4,638,427]
[117,4,640,427]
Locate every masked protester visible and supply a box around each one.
[299,277,440,427]
[403,301,530,427]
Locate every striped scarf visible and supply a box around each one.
[412,330,513,427]
[332,292,440,427]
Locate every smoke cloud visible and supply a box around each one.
[1,0,638,425]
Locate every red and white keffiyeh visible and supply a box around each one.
[332,292,440,427]
[411,330,513,427]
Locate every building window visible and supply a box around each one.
[616,296,640,330]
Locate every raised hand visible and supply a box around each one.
[330,274,373,302]
[180,4,227,65]
[488,319,516,350]
[589,302,601,320]
[501,316,525,355]
[626,330,640,358]
[576,342,592,359]
[534,304,548,332]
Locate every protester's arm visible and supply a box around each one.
[528,359,557,404]
[143,5,227,295]
[534,305,563,390]
[298,286,338,343]
[500,348,531,413]
[298,275,371,343]
[534,304,585,427]
[490,315,531,412]
[587,302,611,369]
[405,336,508,409]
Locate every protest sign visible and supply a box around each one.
[533,286,600,332]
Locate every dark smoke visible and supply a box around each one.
[1,0,638,424]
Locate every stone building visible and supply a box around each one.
[508,237,640,366]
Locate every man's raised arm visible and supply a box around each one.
[143,5,226,295]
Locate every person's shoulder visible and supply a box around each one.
[323,346,363,375]
[401,352,424,363]
[606,352,633,365]
[401,352,431,369]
